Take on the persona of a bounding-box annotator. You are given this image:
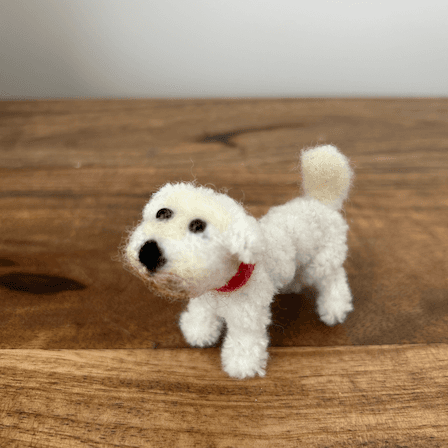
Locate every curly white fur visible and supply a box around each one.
[123,144,354,379]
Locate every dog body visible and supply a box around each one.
[123,145,354,379]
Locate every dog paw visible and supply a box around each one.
[179,310,223,347]
[318,301,354,326]
[221,336,269,379]
[222,352,267,379]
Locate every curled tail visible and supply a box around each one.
[301,145,354,211]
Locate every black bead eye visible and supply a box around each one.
[189,219,207,233]
[156,208,173,220]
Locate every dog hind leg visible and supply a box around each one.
[313,266,353,326]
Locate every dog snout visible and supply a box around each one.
[138,240,167,273]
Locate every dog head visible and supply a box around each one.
[123,182,263,300]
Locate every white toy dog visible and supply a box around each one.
[123,145,354,379]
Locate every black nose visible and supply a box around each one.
[138,240,167,273]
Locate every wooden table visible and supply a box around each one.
[1,98,447,446]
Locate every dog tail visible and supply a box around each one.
[300,145,354,211]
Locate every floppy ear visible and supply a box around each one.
[225,212,263,265]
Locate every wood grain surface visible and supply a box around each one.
[1,98,447,349]
[0,98,447,445]
[1,344,447,447]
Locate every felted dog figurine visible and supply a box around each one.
[122,145,354,379]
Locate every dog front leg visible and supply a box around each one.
[220,304,271,379]
[179,294,223,347]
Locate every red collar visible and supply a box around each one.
[215,262,255,293]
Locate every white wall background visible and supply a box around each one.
[1,0,447,99]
